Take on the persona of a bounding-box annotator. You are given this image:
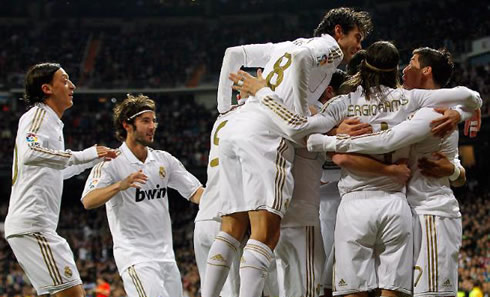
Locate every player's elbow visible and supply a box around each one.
[81,196,97,210]
[224,46,244,61]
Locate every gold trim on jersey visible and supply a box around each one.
[12,144,18,185]
[273,139,288,211]
[29,145,72,158]
[128,265,147,297]
[327,47,343,64]
[262,96,308,126]
[29,108,47,133]
[33,233,63,286]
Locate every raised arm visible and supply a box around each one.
[217,43,274,113]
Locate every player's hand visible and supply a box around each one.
[95,145,118,160]
[430,108,460,138]
[229,69,267,96]
[336,117,372,136]
[388,158,411,185]
[120,170,148,191]
[463,108,481,138]
[418,152,454,178]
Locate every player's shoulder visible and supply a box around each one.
[150,148,174,161]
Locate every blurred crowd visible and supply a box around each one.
[0,0,489,89]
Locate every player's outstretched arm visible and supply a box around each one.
[62,146,118,180]
[217,44,273,113]
[307,108,437,153]
[82,170,148,209]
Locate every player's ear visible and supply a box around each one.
[41,83,52,96]
[333,24,344,39]
[422,66,432,76]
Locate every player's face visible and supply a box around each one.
[337,26,363,63]
[402,54,424,89]
[132,112,157,146]
[45,68,76,112]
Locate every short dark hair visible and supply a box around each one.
[23,62,61,106]
[313,7,373,38]
[347,49,367,75]
[413,47,454,87]
[329,69,350,93]
[113,94,156,142]
[342,41,400,100]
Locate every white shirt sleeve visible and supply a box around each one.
[255,87,340,144]
[62,158,102,180]
[217,43,274,113]
[167,154,202,200]
[81,161,114,199]
[18,114,99,170]
[287,37,343,115]
[406,86,482,112]
[307,108,439,153]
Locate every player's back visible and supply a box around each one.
[262,35,343,116]
[195,106,242,222]
[335,86,413,195]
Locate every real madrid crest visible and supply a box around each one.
[159,166,166,178]
[64,266,73,278]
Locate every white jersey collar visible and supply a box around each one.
[36,102,64,128]
[120,142,156,164]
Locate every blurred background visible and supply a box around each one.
[0,0,488,296]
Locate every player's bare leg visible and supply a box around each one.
[324,288,333,297]
[238,210,281,297]
[52,284,85,297]
[201,212,249,297]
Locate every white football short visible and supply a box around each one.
[275,225,325,297]
[194,220,240,297]
[121,261,183,297]
[333,191,413,296]
[412,214,462,297]
[319,181,341,289]
[6,231,82,295]
[219,135,294,218]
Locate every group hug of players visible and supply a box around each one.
[4,6,482,297]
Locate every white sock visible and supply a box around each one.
[239,239,274,297]
[201,231,241,297]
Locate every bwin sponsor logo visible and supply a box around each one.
[135,184,167,202]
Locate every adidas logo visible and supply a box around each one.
[338,279,347,287]
[442,279,452,287]
[210,254,226,263]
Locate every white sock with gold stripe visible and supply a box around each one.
[239,239,274,297]
[201,231,240,297]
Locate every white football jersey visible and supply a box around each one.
[310,86,481,195]
[314,107,463,217]
[217,34,343,115]
[5,103,99,238]
[195,106,241,222]
[81,143,202,273]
